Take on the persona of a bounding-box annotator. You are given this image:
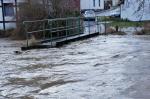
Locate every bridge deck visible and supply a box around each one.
[21,31,100,51]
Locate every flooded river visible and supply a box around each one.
[0,35,150,99]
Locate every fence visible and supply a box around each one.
[23,17,103,47]
[23,16,138,48]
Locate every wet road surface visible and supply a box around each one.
[0,35,150,99]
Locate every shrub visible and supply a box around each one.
[10,0,81,40]
[134,22,150,35]
[134,29,150,35]
[105,27,126,35]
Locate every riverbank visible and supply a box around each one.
[99,17,148,27]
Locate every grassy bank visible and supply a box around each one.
[0,29,15,38]
[105,27,126,35]
[134,30,150,35]
[97,17,150,35]
[98,17,146,28]
[111,21,144,28]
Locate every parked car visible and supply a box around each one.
[110,13,120,18]
[83,10,96,21]
[109,7,121,17]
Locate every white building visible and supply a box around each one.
[80,0,121,12]
[121,0,150,21]
[80,0,104,11]
[0,0,25,30]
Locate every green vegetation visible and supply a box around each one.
[0,29,16,38]
[0,30,4,37]
[98,17,146,28]
[110,21,144,28]
[108,31,126,35]
[134,29,150,35]
[134,22,150,35]
[105,27,126,35]
[97,17,150,35]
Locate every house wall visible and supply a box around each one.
[0,0,25,30]
[121,0,150,21]
[80,0,121,11]
[0,2,3,29]
[61,0,80,11]
[112,0,120,6]
[104,0,120,7]
[80,0,104,11]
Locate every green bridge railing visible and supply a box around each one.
[23,17,102,47]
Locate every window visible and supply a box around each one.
[99,0,101,6]
[93,0,95,7]
[4,3,14,16]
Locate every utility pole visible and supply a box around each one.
[119,0,125,18]
[1,0,6,30]
[120,4,121,18]
[15,0,19,29]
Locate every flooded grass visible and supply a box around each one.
[134,30,150,35]
[109,31,127,35]
[105,27,127,35]
[40,80,82,90]
[93,63,109,67]
[17,96,34,99]
[20,64,51,71]
[17,57,43,61]
[100,17,145,28]
[110,21,144,28]
[6,77,40,86]
[134,23,150,35]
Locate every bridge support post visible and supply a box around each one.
[24,23,29,47]
[65,19,68,40]
[78,17,81,35]
[48,20,53,46]
[88,18,90,35]
[43,21,46,40]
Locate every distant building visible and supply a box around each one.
[80,0,121,12]
[0,0,80,30]
[121,0,150,21]
[61,0,80,12]
[80,0,104,12]
[0,0,26,30]
[0,0,17,30]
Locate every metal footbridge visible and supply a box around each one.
[21,17,103,50]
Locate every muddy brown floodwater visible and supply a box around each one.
[0,35,150,99]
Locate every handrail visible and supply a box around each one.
[23,17,84,23]
[23,16,100,47]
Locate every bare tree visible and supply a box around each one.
[11,0,80,39]
[11,0,49,39]
[49,0,80,18]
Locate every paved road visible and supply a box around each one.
[96,7,120,17]
[0,35,150,99]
